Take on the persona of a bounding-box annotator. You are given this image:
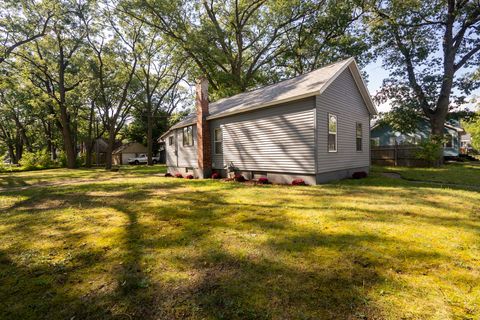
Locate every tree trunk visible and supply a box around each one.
[15,138,23,162]
[58,40,76,169]
[61,120,76,168]
[85,142,93,168]
[105,130,115,170]
[7,145,16,164]
[147,112,153,166]
[430,114,446,138]
[51,146,57,160]
[85,102,95,168]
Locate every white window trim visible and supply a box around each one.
[328,113,337,153]
[182,126,194,147]
[214,127,223,155]
[444,134,454,148]
[356,122,363,152]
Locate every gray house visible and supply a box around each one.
[161,58,377,184]
[370,119,463,157]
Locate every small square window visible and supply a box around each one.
[168,136,174,146]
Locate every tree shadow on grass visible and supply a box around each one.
[0,177,471,319]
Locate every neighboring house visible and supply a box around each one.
[161,58,377,184]
[370,118,462,157]
[112,142,148,165]
[78,138,110,165]
[460,132,473,153]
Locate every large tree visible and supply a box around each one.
[133,31,187,165]
[122,0,369,99]
[14,0,89,168]
[0,0,53,64]
[369,0,480,138]
[84,6,141,170]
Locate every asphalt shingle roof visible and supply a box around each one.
[163,57,375,137]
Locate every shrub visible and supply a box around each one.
[352,171,367,179]
[18,152,37,170]
[175,173,183,178]
[164,172,173,177]
[234,174,246,182]
[58,151,67,167]
[292,178,306,186]
[211,172,221,179]
[19,150,55,170]
[257,177,269,184]
[186,174,194,179]
[416,139,442,166]
[36,149,54,168]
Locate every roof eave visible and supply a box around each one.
[160,120,196,139]
[206,91,320,120]
[347,60,378,116]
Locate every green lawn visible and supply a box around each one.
[373,163,480,187]
[0,165,479,319]
[0,165,166,188]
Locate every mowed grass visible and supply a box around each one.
[374,163,480,187]
[0,165,166,188]
[0,165,479,319]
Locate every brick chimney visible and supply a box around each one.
[196,77,211,179]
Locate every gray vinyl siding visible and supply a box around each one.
[165,132,176,167]
[165,125,198,168]
[209,97,316,173]
[316,68,370,173]
[177,125,198,168]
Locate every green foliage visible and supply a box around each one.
[462,112,480,150]
[58,151,67,168]
[124,0,371,99]
[368,0,480,136]
[18,150,55,170]
[377,107,422,135]
[415,139,442,166]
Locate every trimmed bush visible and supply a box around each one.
[234,174,246,182]
[211,172,221,179]
[186,174,194,179]
[175,173,183,178]
[164,172,173,177]
[257,177,269,184]
[291,178,306,186]
[352,171,367,179]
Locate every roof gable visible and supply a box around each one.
[163,58,377,137]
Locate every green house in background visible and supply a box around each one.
[370,118,463,157]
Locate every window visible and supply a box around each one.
[182,126,193,146]
[168,136,174,146]
[214,128,223,154]
[356,122,362,151]
[389,137,396,146]
[328,114,337,152]
[406,135,421,145]
[371,137,380,147]
[444,134,453,148]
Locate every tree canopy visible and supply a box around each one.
[1,0,479,170]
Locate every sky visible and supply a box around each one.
[362,58,480,114]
